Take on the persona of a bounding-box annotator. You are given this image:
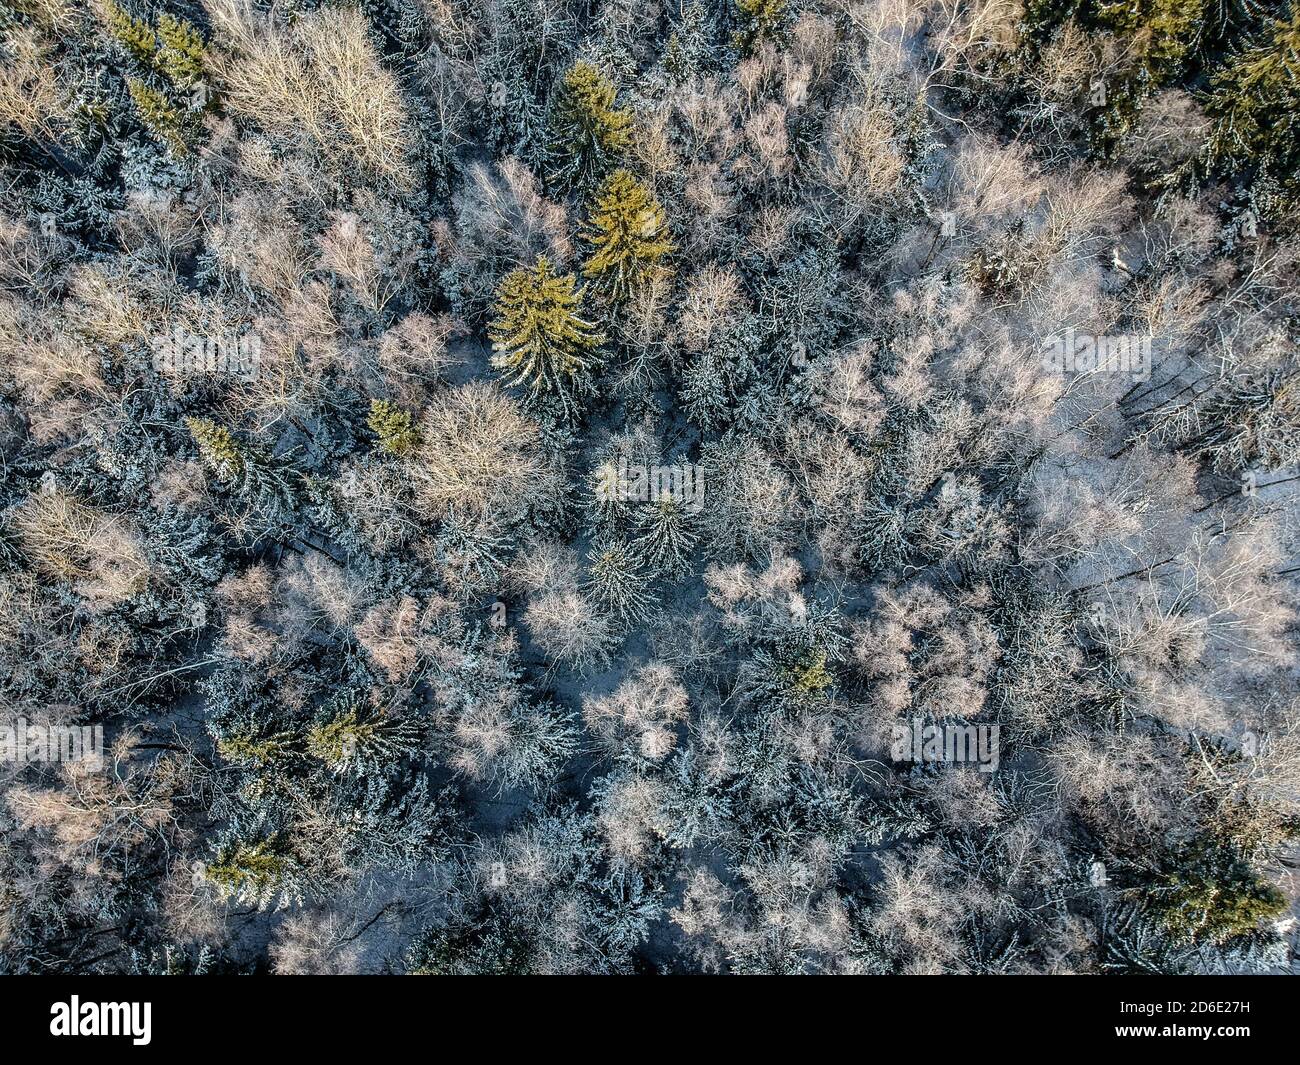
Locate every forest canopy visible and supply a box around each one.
[0,0,1298,975]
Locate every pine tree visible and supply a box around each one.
[548,61,632,191]
[581,168,674,305]
[488,255,603,402]
[368,398,420,457]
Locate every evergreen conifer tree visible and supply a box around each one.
[584,538,657,625]
[732,0,787,56]
[1206,9,1300,199]
[368,399,420,457]
[1149,834,1288,945]
[127,78,187,154]
[633,497,698,579]
[103,0,157,64]
[155,14,206,88]
[307,697,421,775]
[205,834,306,909]
[663,1,719,83]
[185,417,298,517]
[548,61,632,190]
[488,255,603,404]
[582,168,674,305]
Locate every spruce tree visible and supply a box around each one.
[155,14,206,88]
[127,78,187,154]
[205,834,305,908]
[663,1,718,84]
[747,638,840,711]
[1093,0,1204,84]
[185,417,246,484]
[548,61,632,191]
[1019,0,1207,150]
[216,726,298,770]
[186,417,298,517]
[732,0,787,56]
[633,497,698,579]
[582,168,674,305]
[307,697,421,775]
[584,538,657,625]
[1148,834,1287,945]
[488,255,603,403]
[1206,9,1300,198]
[103,0,157,64]
[368,398,420,457]
[589,459,637,534]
